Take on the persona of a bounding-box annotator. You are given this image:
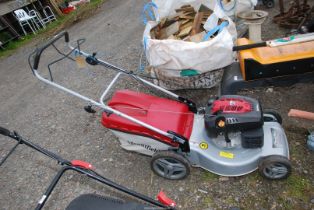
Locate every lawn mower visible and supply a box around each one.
[221,32,314,94]
[29,31,291,180]
[0,127,176,210]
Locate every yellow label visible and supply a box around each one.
[199,142,208,150]
[219,151,234,159]
[76,56,86,68]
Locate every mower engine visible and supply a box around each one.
[205,95,264,148]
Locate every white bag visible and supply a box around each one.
[143,0,237,73]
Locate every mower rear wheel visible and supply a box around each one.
[151,151,190,180]
[258,155,291,180]
[263,109,282,124]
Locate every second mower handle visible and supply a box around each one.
[0,126,11,137]
[33,31,70,70]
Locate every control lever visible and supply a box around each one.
[216,117,231,145]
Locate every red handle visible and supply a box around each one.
[157,191,176,207]
[71,160,94,170]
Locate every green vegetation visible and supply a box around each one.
[277,196,293,210]
[285,174,311,200]
[202,171,219,181]
[0,0,104,58]
[225,196,237,206]
[203,196,215,208]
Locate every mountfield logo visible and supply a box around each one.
[127,141,160,153]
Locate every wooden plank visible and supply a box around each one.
[178,25,192,37]
[159,17,167,28]
[190,31,206,43]
[167,35,179,40]
[181,4,192,8]
[168,13,182,20]
[162,18,177,28]
[150,30,156,39]
[203,11,213,17]
[179,14,194,20]
[183,10,196,16]
[183,36,191,41]
[158,21,180,39]
[180,19,190,26]
[180,21,193,31]
[175,6,195,13]
[190,12,204,35]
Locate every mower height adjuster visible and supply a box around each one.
[167,130,190,153]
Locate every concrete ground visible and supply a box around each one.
[0,0,313,209]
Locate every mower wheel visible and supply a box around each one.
[263,109,282,124]
[258,155,291,180]
[265,0,274,8]
[151,151,190,180]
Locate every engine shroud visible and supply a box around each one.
[205,95,264,148]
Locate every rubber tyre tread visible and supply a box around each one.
[150,151,190,180]
[258,155,291,180]
[266,0,274,8]
[263,109,283,124]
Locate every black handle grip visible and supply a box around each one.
[233,42,267,51]
[33,31,70,70]
[0,126,11,136]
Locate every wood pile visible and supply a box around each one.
[150,4,222,43]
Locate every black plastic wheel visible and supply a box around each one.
[266,0,274,8]
[263,109,283,124]
[151,151,190,180]
[258,155,291,180]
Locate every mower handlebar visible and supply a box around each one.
[33,31,70,70]
[0,126,11,136]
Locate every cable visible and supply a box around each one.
[48,43,79,80]
[30,38,86,81]
[102,105,216,117]
[52,44,75,61]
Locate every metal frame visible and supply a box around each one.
[0,127,174,210]
[30,31,195,152]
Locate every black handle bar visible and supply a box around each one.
[0,126,11,136]
[0,127,174,209]
[33,31,70,70]
[232,42,267,51]
[0,126,71,165]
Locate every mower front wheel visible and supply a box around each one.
[258,155,291,180]
[151,151,190,180]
